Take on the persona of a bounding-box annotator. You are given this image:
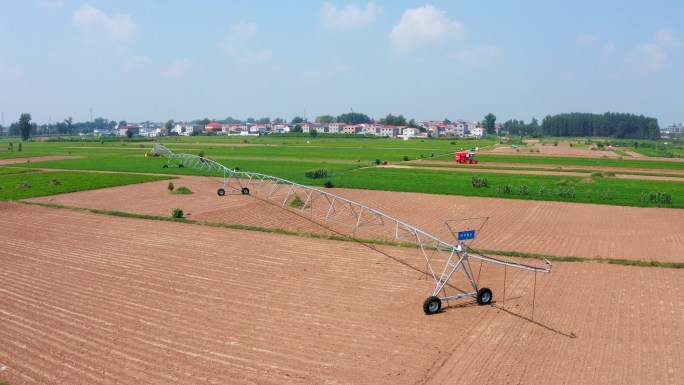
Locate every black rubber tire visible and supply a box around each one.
[217,188,225,196]
[241,187,250,195]
[178,164,184,168]
[477,287,493,305]
[423,296,442,315]
[163,164,169,168]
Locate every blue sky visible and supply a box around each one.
[1,1,683,126]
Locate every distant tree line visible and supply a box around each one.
[501,118,542,137]
[541,112,660,139]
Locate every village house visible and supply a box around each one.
[204,122,222,135]
[172,124,203,136]
[379,125,401,137]
[402,127,421,137]
[117,124,140,136]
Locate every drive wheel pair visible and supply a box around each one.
[422,287,493,315]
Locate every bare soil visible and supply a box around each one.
[0,156,81,165]
[0,202,682,385]
[28,176,684,262]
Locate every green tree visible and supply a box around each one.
[316,114,335,123]
[483,113,496,135]
[19,113,32,141]
[291,116,305,124]
[292,124,303,133]
[309,129,318,137]
[273,117,285,124]
[337,112,371,125]
[125,129,133,138]
[380,114,407,126]
[165,120,175,131]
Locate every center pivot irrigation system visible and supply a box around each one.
[152,144,552,315]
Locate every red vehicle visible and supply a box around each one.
[455,151,477,164]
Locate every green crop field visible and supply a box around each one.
[0,136,681,208]
[0,171,173,200]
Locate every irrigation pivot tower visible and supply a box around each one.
[152,144,552,314]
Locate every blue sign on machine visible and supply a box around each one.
[457,230,476,241]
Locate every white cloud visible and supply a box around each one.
[230,21,258,37]
[389,5,466,54]
[240,50,275,66]
[221,21,280,68]
[120,52,150,71]
[72,4,137,45]
[654,28,683,48]
[601,43,617,62]
[449,46,501,66]
[574,33,600,46]
[626,43,667,73]
[319,1,379,29]
[164,59,191,77]
[223,21,260,55]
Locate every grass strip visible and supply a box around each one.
[397,162,684,178]
[22,201,684,269]
[0,167,38,175]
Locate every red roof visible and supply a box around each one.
[206,122,221,127]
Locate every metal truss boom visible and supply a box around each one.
[152,144,552,314]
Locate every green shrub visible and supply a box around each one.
[49,178,61,186]
[305,169,329,179]
[471,175,489,188]
[497,184,529,195]
[591,172,604,177]
[515,184,530,195]
[171,208,184,218]
[323,180,334,188]
[603,171,616,177]
[538,186,547,196]
[167,182,174,192]
[172,186,193,195]
[17,181,31,189]
[497,184,512,194]
[600,190,613,200]
[554,186,575,198]
[403,155,409,161]
[644,192,673,204]
[288,195,306,209]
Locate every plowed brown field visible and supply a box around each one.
[1,202,683,385]
[28,176,684,262]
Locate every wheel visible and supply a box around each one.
[477,287,493,305]
[217,188,225,196]
[178,164,184,168]
[163,164,169,168]
[423,296,442,315]
[241,187,250,195]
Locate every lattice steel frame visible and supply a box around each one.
[152,144,552,312]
